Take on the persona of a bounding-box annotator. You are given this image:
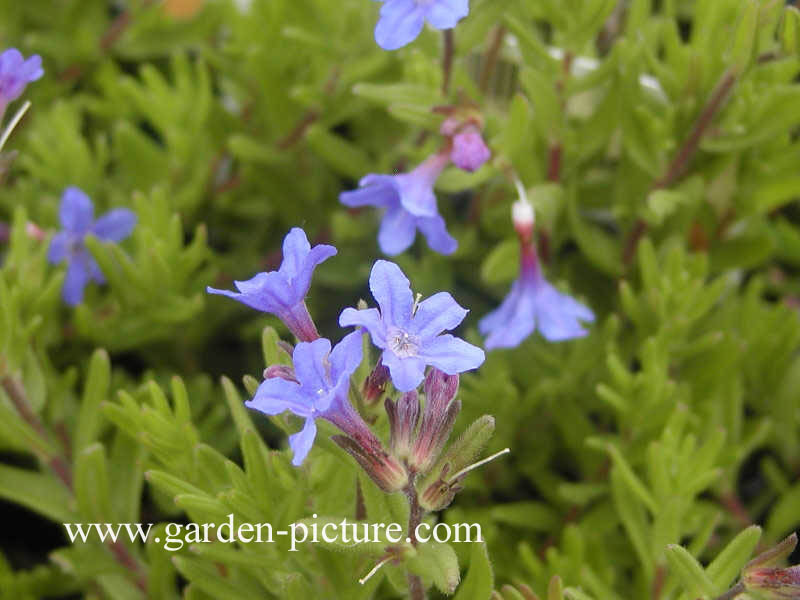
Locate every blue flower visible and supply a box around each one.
[0,48,43,112]
[47,187,136,306]
[339,152,457,256]
[374,0,470,50]
[246,331,365,466]
[207,228,336,342]
[479,237,594,349]
[340,260,484,392]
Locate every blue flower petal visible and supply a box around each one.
[424,0,469,29]
[534,283,593,342]
[381,350,426,392]
[340,176,398,208]
[62,254,91,306]
[410,292,468,340]
[339,307,387,348]
[279,227,311,280]
[416,214,457,255]
[375,0,426,50]
[329,331,364,386]
[247,377,313,417]
[395,172,438,218]
[417,334,485,374]
[47,231,70,264]
[59,187,94,234]
[292,338,333,401]
[291,242,337,301]
[91,209,137,242]
[369,260,414,328]
[378,205,418,256]
[288,418,317,466]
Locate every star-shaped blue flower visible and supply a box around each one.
[247,331,364,466]
[47,187,137,306]
[373,0,470,50]
[339,153,457,256]
[0,48,43,112]
[207,228,336,342]
[479,248,595,349]
[340,260,484,392]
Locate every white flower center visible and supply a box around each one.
[387,327,420,358]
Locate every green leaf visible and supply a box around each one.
[408,542,460,595]
[0,464,74,523]
[665,544,715,598]
[706,525,761,591]
[74,442,113,522]
[480,239,518,286]
[453,541,493,600]
[74,349,111,454]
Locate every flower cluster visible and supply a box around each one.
[208,228,486,481]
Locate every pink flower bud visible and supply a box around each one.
[450,126,490,172]
[385,391,420,460]
[262,364,298,382]
[363,363,390,405]
[332,435,409,493]
[743,566,800,598]
[408,370,460,474]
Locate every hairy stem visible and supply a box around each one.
[405,481,426,600]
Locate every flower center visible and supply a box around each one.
[387,328,420,358]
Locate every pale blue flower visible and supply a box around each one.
[479,245,594,349]
[340,153,457,256]
[47,187,136,306]
[340,260,484,392]
[0,48,43,112]
[207,228,335,342]
[247,332,364,465]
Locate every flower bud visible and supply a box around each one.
[332,435,409,493]
[363,363,390,405]
[512,199,534,244]
[742,566,800,598]
[742,533,800,599]
[408,369,460,474]
[262,364,298,382]
[419,464,462,511]
[385,392,419,461]
[450,126,490,172]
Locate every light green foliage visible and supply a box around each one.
[1,0,800,599]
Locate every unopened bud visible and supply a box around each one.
[419,464,462,511]
[408,370,460,474]
[742,566,800,598]
[385,392,419,460]
[450,126,490,172]
[25,222,45,241]
[262,364,298,382]
[742,533,800,599]
[363,363,390,405]
[332,435,409,493]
